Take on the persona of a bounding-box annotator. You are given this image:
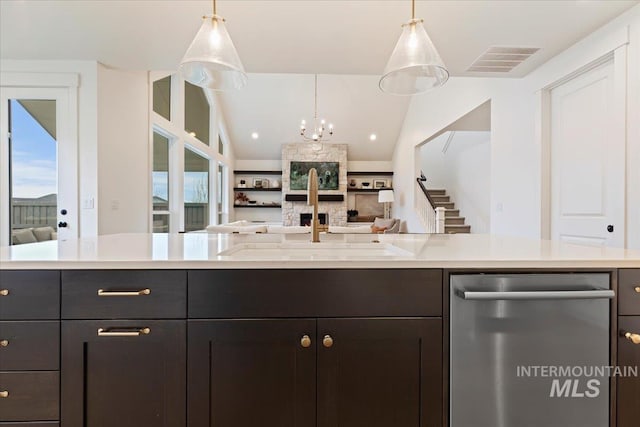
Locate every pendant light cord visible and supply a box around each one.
[411,0,415,20]
[315,74,318,120]
[213,0,217,15]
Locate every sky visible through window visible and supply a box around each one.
[10,100,57,199]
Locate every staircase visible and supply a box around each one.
[426,189,471,234]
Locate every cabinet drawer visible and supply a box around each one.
[619,269,640,315]
[0,371,59,422]
[62,270,186,319]
[189,269,442,318]
[0,322,59,371]
[0,271,60,320]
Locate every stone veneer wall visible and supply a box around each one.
[281,143,348,226]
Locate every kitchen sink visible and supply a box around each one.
[217,241,416,258]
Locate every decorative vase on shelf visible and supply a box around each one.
[349,179,356,187]
[272,179,281,188]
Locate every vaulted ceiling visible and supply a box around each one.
[2,0,637,160]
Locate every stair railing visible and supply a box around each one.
[416,177,445,233]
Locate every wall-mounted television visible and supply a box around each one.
[290,161,339,190]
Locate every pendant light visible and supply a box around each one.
[379,0,449,95]
[179,0,247,91]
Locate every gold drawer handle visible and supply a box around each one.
[300,335,311,348]
[323,334,334,348]
[0,390,8,398]
[97,327,151,337]
[97,288,151,297]
[634,286,640,293]
[623,332,640,345]
[0,289,9,296]
[0,340,8,347]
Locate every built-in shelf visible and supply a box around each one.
[347,188,393,192]
[346,171,394,176]
[234,204,282,208]
[233,188,281,192]
[285,194,344,202]
[233,170,282,175]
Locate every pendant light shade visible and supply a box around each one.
[180,14,247,91]
[379,3,449,95]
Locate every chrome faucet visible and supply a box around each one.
[307,168,320,243]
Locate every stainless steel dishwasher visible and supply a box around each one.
[450,273,614,427]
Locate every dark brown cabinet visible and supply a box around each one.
[188,319,317,427]
[59,270,188,427]
[317,318,442,427]
[187,269,443,427]
[61,320,186,427]
[616,269,640,427]
[617,317,640,427]
[188,317,442,427]
[0,271,60,426]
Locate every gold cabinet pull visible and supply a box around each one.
[634,286,640,293]
[322,334,334,348]
[623,332,640,345]
[0,289,8,296]
[0,391,8,398]
[97,327,151,337]
[0,340,8,347]
[300,335,311,348]
[97,288,151,297]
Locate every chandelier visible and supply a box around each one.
[300,75,334,142]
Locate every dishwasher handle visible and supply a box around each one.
[457,289,615,301]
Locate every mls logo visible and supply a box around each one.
[549,379,601,398]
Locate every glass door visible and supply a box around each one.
[0,87,78,245]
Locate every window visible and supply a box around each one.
[152,131,170,232]
[185,81,210,145]
[153,76,171,121]
[150,73,230,233]
[184,148,209,231]
[217,163,226,224]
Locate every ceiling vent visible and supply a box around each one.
[467,46,540,73]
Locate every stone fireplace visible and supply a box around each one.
[281,143,348,226]
[300,213,328,226]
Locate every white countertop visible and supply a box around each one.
[1,233,640,269]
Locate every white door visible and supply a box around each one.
[550,58,625,247]
[0,87,78,245]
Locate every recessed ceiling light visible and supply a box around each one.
[251,132,259,140]
[369,134,377,141]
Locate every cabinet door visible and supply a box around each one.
[317,318,442,427]
[188,319,316,427]
[61,320,186,427]
[618,316,640,427]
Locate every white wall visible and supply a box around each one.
[97,65,149,234]
[393,4,640,248]
[1,60,100,237]
[420,131,491,233]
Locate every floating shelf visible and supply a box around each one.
[233,170,282,175]
[285,194,344,202]
[234,204,282,208]
[347,171,394,176]
[233,188,281,192]
[347,188,393,192]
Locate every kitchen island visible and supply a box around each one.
[1,233,639,427]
